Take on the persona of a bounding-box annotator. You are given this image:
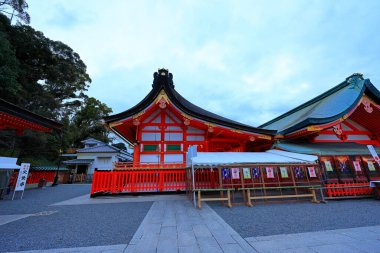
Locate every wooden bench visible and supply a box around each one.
[194,188,233,208]
[239,186,320,207]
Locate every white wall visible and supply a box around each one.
[77,153,118,175]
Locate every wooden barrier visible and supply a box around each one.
[195,188,232,208]
[91,169,186,196]
[10,171,56,186]
[240,186,319,206]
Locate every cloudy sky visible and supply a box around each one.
[28,0,380,127]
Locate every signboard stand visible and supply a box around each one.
[12,163,30,200]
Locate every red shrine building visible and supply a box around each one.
[104,69,275,168]
[1,99,64,190]
[260,73,380,185]
[92,70,380,201]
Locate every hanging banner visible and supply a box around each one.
[353,161,362,172]
[222,168,231,179]
[367,145,380,166]
[15,163,30,191]
[266,167,274,178]
[252,167,260,178]
[324,160,333,172]
[367,161,376,171]
[294,167,303,179]
[308,167,317,178]
[231,168,240,179]
[243,168,251,179]
[279,167,288,178]
[339,161,347,172]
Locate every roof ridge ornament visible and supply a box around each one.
[153,68,174,88]
[346,73,364,90]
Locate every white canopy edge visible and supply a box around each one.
[0,157,20,170]
[266,149,318,163]
[190,150,318,166]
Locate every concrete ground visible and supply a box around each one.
[1,186,380,253]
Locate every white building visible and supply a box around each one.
[63,138,132,181]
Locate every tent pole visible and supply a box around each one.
[192,164,196,207]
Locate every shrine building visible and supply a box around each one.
[103,68,275,168]
[260,73,380,185]
[92,70,380,204]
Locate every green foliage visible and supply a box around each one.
[0,0,30,24]
[0,12,113,165]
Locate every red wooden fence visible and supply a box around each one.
[10,171,56,186]
[91,169,187,196]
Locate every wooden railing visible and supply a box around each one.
[91,169,186,196]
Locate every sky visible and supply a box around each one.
[28,0,380,127]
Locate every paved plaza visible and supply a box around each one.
[0,185,380,253]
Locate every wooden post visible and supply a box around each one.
[227,189,232,208]
[247,189,252,207]
[310,188,319,203]
[197,190,201,208]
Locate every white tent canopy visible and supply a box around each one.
[190,150,318,166]
[0,157,20,170]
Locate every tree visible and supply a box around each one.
[0,0,30,24]
[6,23,91,118]
[0,26,20,100]
[70,97,113,147]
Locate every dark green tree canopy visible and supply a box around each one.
[0,12,115,164]
[0,0,30,24]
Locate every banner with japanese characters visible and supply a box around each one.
[367,161,376,171]
[243,168,251,179]
[15,163,30,191]
[222,168,231,179]
[353,161,362,172]
[231,168,240,179]
[266,167,274,178]
[279,167,288,178]
[324,160,333,172]
[308,167,317,178]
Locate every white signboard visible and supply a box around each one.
[15,163,30,191]
[367,145,380,166]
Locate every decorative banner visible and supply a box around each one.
[266,167,274,178]
[367,145,380,166]
[222,168,231,179]
[324,160,333,172]
[231,168,240,179]
[15,163,30,191]
[367,161,376,171]
[280,167,288,178]
[252,167,260,178]
[308,167,317,178]
[353,161,362,172]
[339,161,347,173]
[243,168,251,179]
[294,167,303,179]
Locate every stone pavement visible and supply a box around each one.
[246,225,380,253]
[125,200,254,253]
[4,193,380,253]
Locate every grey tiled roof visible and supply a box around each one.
[63,159,94,165]
[77,145,119,153]
[260,74,380,134]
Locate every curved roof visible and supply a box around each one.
[0,99,62,131]
[259,74,380,135]
[104,69,275,135]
